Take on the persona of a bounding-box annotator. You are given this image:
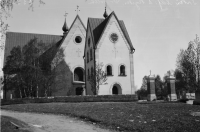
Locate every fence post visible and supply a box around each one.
[167,75,177,101]
[147,75,156,101]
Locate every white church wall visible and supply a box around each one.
[97,15,134,95]
[61,18,86,72]
[52,17,86,96]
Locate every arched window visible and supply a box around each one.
[88,69,90,79]
[107,65,112,76]
[90,48,93,61]
[87,52,89,63]
[120,65,125,76]
[91,67,93,77]
[74,67,84,81]
[88,38,91,47]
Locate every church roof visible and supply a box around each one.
[4,32,62,65]
[88,11,135,52]
[39,38,64,70]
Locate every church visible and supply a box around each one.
[3,8,135,98]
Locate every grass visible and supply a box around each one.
[1,102,200,132]
[1,116,31,132]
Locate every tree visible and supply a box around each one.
[88,62,107,95]
[3,37,55,98]
[0,0,45,50]
[162,73,170,98]
[176,35,200,92]
[140,75,148,90]
[3,45,25,98]
[136,88,148,100]
[155,75,163,99]
[137,75,148,100]
[43,48,65,96]
[174,69,186,95]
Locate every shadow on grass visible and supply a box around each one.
[1,116,32,132]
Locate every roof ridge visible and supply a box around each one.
[88,18,104,19]
[6,31,61,36]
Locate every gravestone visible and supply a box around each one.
[147,75,156,101]
[167,74,177,101]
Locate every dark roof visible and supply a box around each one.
[39,38,64,70]
[4,32,62,65]
[88,11,135,51]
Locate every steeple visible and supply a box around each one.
[62,12,69,35]
[103,1,108,18]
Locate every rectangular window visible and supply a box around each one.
[87,52,89,63]
[88,69,90,79]
[90,48,92,61]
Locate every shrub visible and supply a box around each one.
[178,98,189,103]
[193,100,200,105]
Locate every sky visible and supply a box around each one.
[1,0,200,89]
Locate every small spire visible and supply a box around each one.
[103,1,108,18]
[103,7,108,18]
[62,12,69,33]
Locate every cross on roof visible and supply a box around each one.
[64,12,68,18]
[150,70,151,75]
[75,5,80,14]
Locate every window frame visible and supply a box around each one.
[106,64,113,76]
[90,48,93,61]
[88,69,90,79]
[87,51,89,63]
[119,64,126,76]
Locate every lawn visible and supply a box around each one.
[1,116,31,132]
[1,102,200,132]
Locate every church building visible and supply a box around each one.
[45,14,86,96]
[84,9,135,95]
[3,8,135,98]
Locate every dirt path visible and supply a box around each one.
[1,110,114,132]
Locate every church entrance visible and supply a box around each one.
[74,67,84,82]
[76,87,83,95]
[112,84,122,95]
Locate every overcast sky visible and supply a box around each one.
[1,0,200,89]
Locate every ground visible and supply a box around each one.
[1,115,32,132]
[1,102,200,132]
[1,110,113,132]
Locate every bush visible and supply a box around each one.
[178,98,189,103]
[193,100,200,105]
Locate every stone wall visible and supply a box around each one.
[1,95,138,105]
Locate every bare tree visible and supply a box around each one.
[88,62,107,95]
[0,0,45,50]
